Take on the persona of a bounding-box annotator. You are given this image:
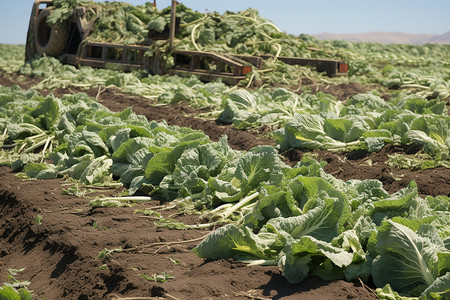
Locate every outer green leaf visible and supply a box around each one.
[420,272,450,300]
[148,16,167,32]
[6,123,44,140]
[234,146,284,192]
[265,193,345,243]
[112,137,154,163]
[144,151,172,184]
[81,131,109,158]
[371,181,424,225]
[31,96,60,130]
[207,145,284,203]
[23,163,58,179]
[193,224,276,260]
[11,153,42,171]
[0,286,33,300]
[372,220,446,296]
[280,236,353,284]
[278,252,311,284]
[79,155,113,185]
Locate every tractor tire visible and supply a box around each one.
[34,8,67,57]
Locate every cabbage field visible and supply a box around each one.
[0,1,449,299]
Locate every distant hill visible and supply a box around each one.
[313,31,450,45]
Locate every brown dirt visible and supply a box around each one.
[90,91,276,152]
[1,72,448,299]
[0,74,274,152]
[282,145,450,197]
[0,166,377,299]
[307,81,380,101]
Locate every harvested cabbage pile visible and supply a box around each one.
[47,0,351,61]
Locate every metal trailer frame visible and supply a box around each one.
[26,0,349,85]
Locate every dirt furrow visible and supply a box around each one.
[0,165,378,299]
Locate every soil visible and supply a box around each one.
[1,72,449,299]
[0,166,377,300]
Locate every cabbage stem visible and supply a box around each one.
[222,191,259,219]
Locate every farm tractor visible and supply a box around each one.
[26,0,349,85]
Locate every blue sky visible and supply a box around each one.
[1,0,449,44]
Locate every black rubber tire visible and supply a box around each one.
[34,8,67,57]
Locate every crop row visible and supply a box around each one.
[0,1,449,297]
[1,49,449,170]
[0,84,449,299]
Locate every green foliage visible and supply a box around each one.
[48,0,94,25]
[1,268,32,300]
[275,93,449,161]
[0,3,449,298]
[371,221,448,296]
[97,247,122,260]
[5,31,448,163]
[140,271,174,283]
[194,157,450,296]
[0,286,32,300]
[36,1,450,97]
[1,86,447,298]
[387,153,450,170]
[35,215,43,225]
[0,45,25,73]
[0,85,221,196]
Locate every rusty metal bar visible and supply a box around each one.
[260,55,348,77]
[86,42,150,51]
[173,49,245,67]
[169,0,176,50]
